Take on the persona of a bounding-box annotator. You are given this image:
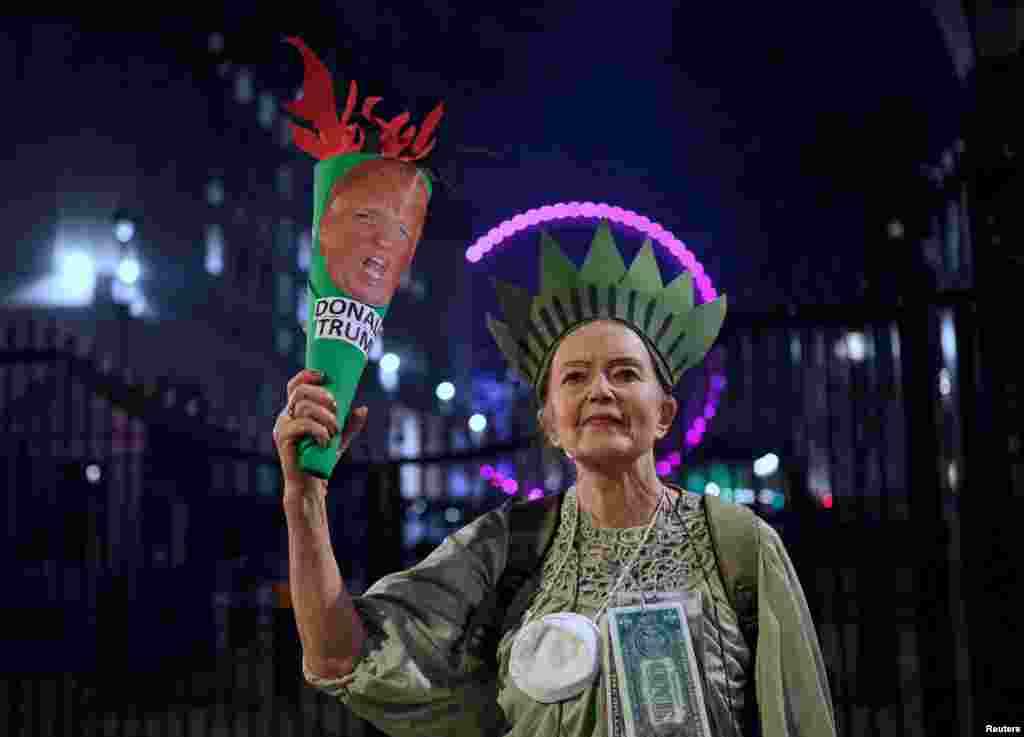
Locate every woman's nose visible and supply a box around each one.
[586,374,614,399]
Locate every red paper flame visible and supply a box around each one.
[284,37,443,163]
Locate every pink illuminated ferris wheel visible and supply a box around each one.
[467,201,727,500]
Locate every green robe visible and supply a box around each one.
[305,486,836,736]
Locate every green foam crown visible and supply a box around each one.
[486,220,727,398]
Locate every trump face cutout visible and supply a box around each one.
[317,158,430,306]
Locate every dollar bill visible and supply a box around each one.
[606,601,712,737]
[610,591,704,666]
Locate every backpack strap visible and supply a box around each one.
[466,491,565,672]
[499,491,565,632]
[703,494,760,650]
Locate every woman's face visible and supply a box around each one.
[318,158,429,306]
[541,320,677,472]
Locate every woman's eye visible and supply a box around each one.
[354,211,372,222]
[563,373,582,383]
[618,370,639,381]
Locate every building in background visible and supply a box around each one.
[0,24,539,582]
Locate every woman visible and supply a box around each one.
[272,224,836,736]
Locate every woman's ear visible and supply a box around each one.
[537,406,560,448]
[657,395,679,439]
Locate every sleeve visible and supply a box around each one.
[302,506,511,737]
[754,520,837,737]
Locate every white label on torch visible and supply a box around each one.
[312,297,384,358]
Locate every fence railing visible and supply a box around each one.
[1,289,980,736]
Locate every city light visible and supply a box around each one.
[528,488,544,501]
[380,353,401,372]
[117,256,141,285]
[735,488,755,505]
[846,332,867,362]
[941,312,958,364]
[56,249,97,296]
[114,220,135,243]
[368,336,383,362]
[753,453,780,478]
[939,369,952,397]
[378,363,398,392]
[129,296,148,318]
[468,413,487,433]
[85,464,102,484]
[704,482,721,497]
[436,381,455,401]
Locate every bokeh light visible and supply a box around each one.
[468,413,487,433]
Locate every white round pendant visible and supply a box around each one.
[509,612,601,703]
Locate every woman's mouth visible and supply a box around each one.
[584,418,622,429]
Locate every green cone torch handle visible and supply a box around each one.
[298,282,389,479]
[281,36,442,480]
[294,152,430,480]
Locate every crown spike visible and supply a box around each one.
[487,315,536,386]
[663,270,695,314]
[668,295,728,379]
[621,239,664,294]
[579,220,627,284]
[491,277,534,333]
[539,231,580,294]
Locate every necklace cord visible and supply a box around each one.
[593,488,666,625]
[519,485,665,630]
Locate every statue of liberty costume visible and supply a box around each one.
[291,38,837,737]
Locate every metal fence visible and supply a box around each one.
[1,288,978,736]
[382,294,975,737]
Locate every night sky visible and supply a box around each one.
[3,6,964,361]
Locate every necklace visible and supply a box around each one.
[508,485,667,703]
